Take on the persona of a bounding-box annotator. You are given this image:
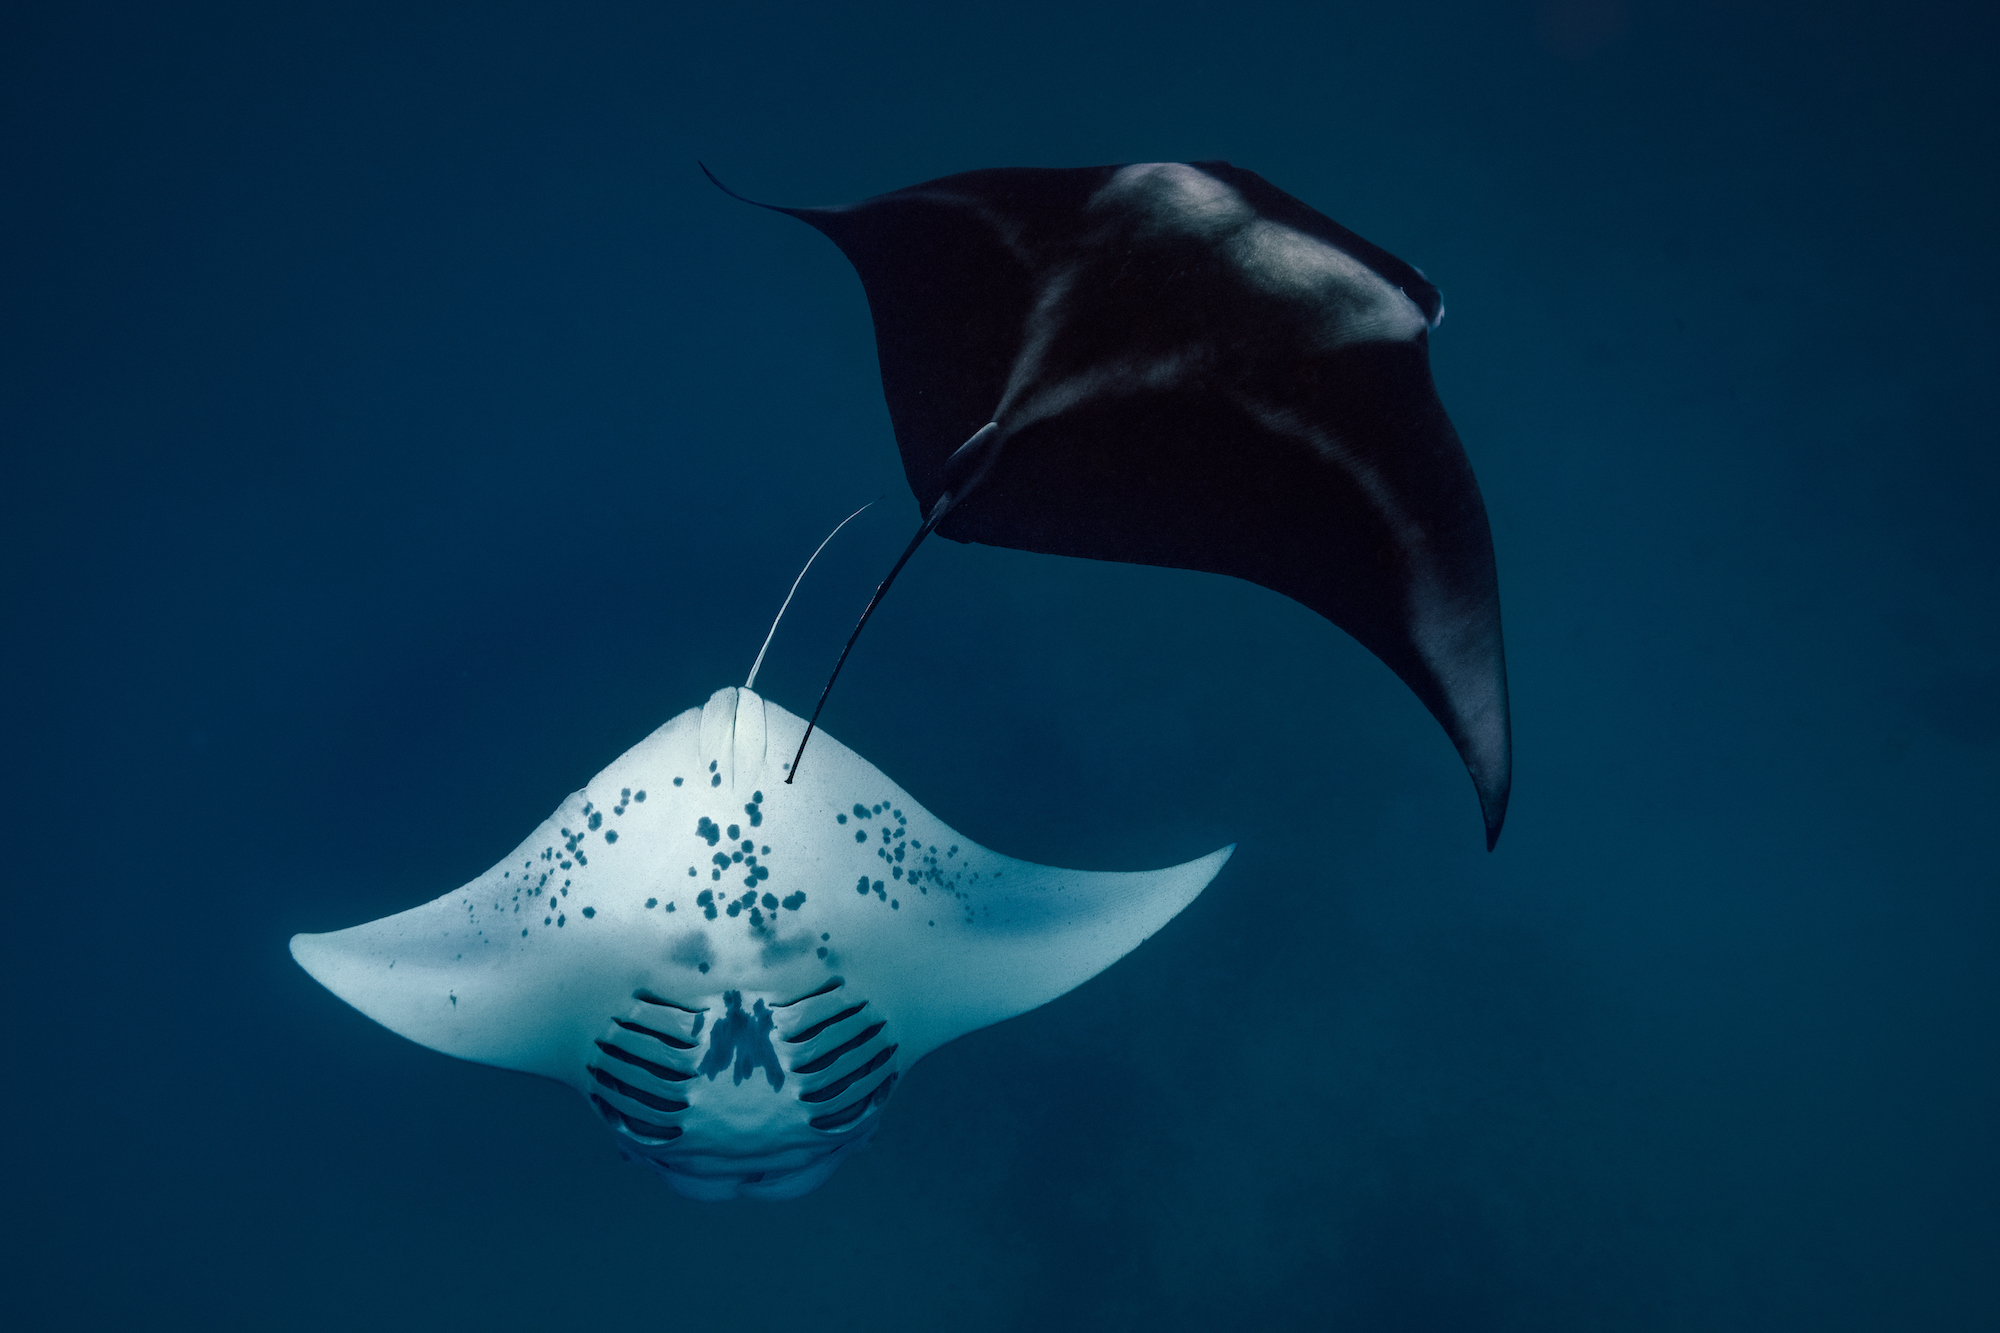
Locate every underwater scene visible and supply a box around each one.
[3,2,1995,1329]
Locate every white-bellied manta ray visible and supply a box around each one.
[292,682,1232,1200]
[704,160,1512,848]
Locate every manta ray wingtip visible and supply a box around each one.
[286,930,323,974]
[698,162,792,216]
[1476,763,1511,851]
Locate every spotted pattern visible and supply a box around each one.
[433,725,1013,970]
[835,798,988,924]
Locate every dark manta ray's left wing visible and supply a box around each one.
[706,161,1512,848]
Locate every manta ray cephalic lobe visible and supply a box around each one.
[292,686,1232,1201]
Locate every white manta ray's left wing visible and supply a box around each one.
[292,688,1232,1200]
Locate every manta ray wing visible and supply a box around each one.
[711,161,1511,847]
[292,687,1230,1201]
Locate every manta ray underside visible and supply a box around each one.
[294,687,1231,1201]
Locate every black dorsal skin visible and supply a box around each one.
[708,162,1512,849]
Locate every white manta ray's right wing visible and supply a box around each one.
[854,836,1232,1063]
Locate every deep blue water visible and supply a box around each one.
[4,2,1996,1328]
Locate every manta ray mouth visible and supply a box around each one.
[585,978,901,1201]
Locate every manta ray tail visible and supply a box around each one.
[786,424,1003,783]
[745,500,874,692]
[785,495,946,783]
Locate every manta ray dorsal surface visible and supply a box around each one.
[291,687,1231,1201]
[708,160,1512,848]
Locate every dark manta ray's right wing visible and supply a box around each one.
[709,162,1512,848]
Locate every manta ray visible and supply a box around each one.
[293,679,1231,1200]
[296,159,1506,1200]
[707,160,1512,847]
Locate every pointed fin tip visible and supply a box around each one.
[697,162,795,217]
[1481,781,1509,851]
[290,929,373,1027]
[290,929,360,1003]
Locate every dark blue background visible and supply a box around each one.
[4,2,1995,1328]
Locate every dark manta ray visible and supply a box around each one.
[707,161,1512,848]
